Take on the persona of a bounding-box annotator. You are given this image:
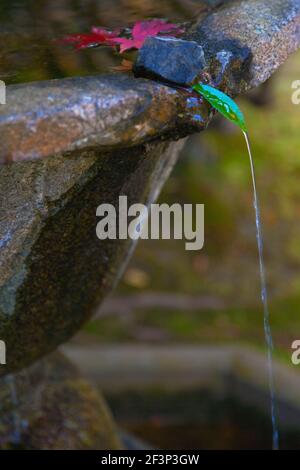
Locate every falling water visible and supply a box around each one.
[243,131,279,450]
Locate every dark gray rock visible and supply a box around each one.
[134,36,207,86]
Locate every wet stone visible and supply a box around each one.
[134,36,207,86]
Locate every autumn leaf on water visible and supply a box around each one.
[111,19,183,53]
[60,19,183,53]
[59,27,120,50]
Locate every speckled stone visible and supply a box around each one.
[0,352,122,449]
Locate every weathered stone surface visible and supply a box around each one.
[0,75,206,165]
[135,0,300,93]
[134,37,207,85]
[0,139,185,375]
[184,0,300,92]
[0,352,121,449]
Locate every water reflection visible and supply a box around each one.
[0,0,204,85]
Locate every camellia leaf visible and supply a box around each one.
[192,83,247,132]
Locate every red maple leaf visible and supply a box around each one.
[60,27,120,50]
[59,19,183,54]
[111,19,183,53]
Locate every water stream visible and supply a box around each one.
[243,131,279,450]
[191,82,280,449]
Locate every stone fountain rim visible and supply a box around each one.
[1,0,300,165]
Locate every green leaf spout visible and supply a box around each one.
[192,83,247,132]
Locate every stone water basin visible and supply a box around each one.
[1,0,300,376]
